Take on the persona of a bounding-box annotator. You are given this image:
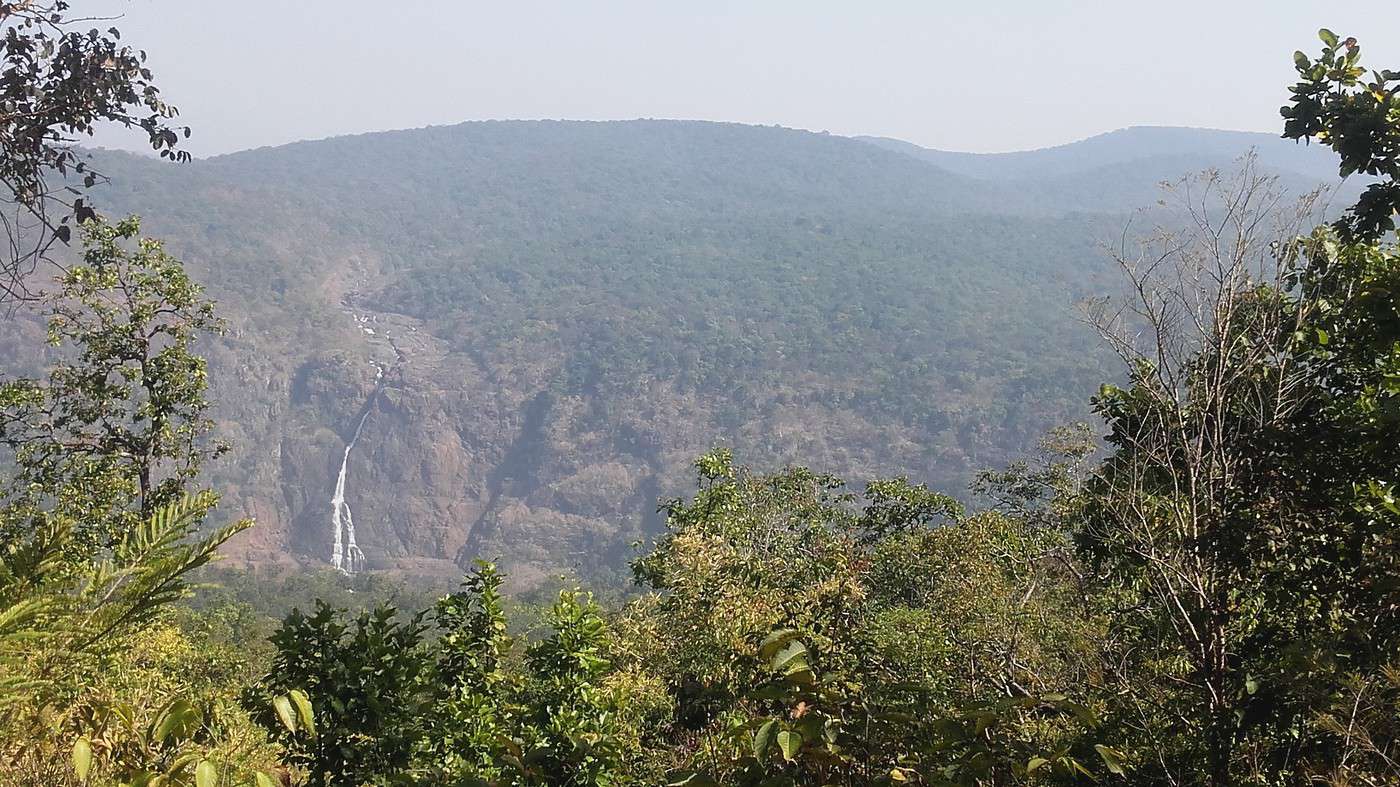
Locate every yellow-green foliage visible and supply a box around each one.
[0,219,290,785]
[5,620,287,786]
[866,513,1100,700]
[622,451,1110,784]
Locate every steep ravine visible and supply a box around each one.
[456,389,555,565]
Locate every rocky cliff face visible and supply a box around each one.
[212,296,502,577]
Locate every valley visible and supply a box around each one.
[5,121,1351,587]
[5,10,1398,781]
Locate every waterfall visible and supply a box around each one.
[329,364,382,574]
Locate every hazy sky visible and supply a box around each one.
[87,1,1400,158]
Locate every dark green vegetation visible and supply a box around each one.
[1,18,1398,787]
[5,114,1354,586]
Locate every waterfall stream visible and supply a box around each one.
[329,364,383,574]
[329,295,413,574]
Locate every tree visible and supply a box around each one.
[517,589,627,786]
[0,494,274,786]
[1079,158,1323,784]
[1274,29,1400,783]
[0,212,283,784]
[0,216,225,558]
[1281,29,1399,242]
[0,1,190,300]
[262,601,431,786]
[633,451,1112,786]
[416,560,521,783]
[1072,29,1399,785]
[0,493,245,736]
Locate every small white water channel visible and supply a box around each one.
[329,363,382,574]
[329,300,414,574]
[328,428,367,573]
[331,300,410,575]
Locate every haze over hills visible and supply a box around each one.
[860,125,1355,212]
[859,125,1339,179]
[2,120,1350,588]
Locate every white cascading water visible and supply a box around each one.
[329,364,382,574]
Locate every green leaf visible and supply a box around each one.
[1095,744,1128,775]
[769,640,808,672]
[254,774,279,787]
[273,694,297,733]
[757,628,802,660]
[152,699,201,744]
[1318,28,1339,48]
[783,664,816,685]
[170,753,203,773]
[1059,700,1100,727]
[1294,51,1310,70]
[73,738,93,781]
[753,719,777,765]
[1027,756,1049,773]
[777,729,803,762]
[195,760,218,787]
[289,689,316,737]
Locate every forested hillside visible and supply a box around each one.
[3,12,1397,784]
[2,120,1346,584]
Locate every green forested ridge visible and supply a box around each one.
[1,15,1397,786]
[0,116,1353,583]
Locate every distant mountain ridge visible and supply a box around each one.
[1,119,1354,586]
[857,126,1353,214]
[856,125,1339,179]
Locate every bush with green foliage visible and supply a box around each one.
[251,448,1120,785]
[260,601,431,785]
[260,564,663,787]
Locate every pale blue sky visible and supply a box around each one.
[88,1,1400,157]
